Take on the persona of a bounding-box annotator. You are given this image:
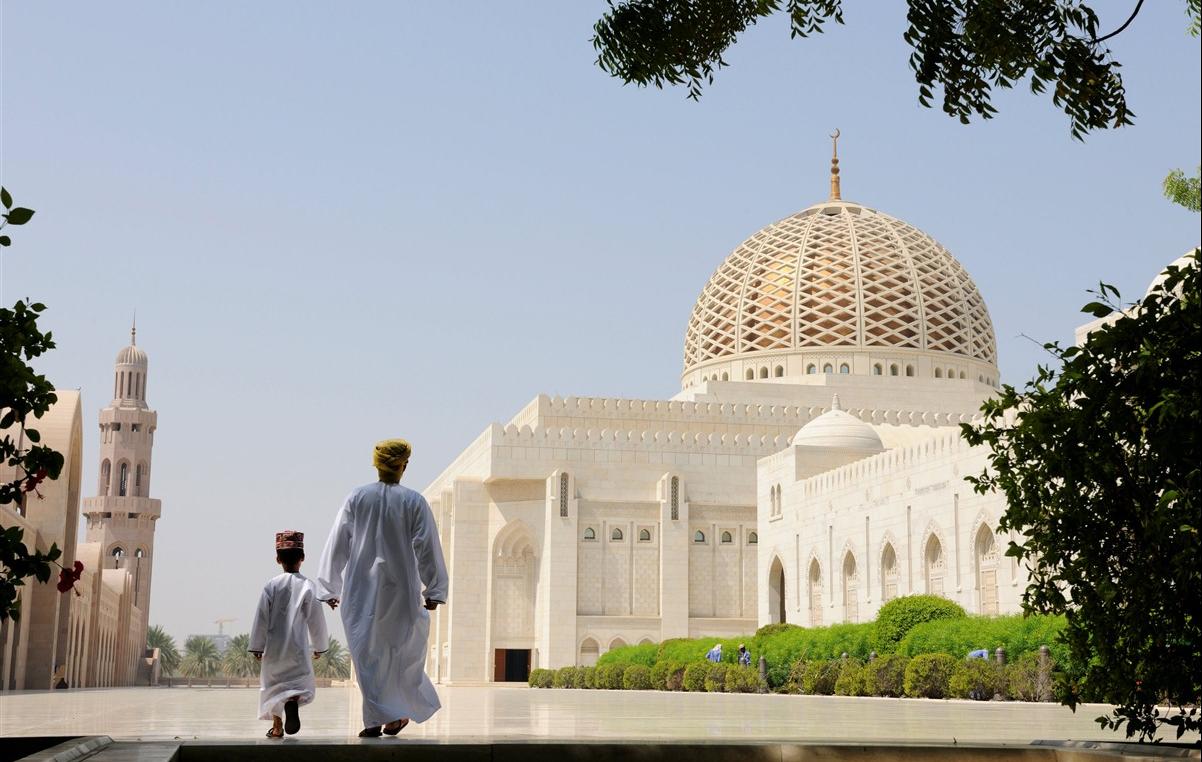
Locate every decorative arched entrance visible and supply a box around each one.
[768,556,786,624]
[808,559,823,626]
[925,534,945,596]
[975,525,1000,615]
[491,522,537,682]
[842,551,858,623]
[880,543,899,602]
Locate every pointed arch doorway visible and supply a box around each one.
[768,556,786,624]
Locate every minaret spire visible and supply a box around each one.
[131,312,137,345]
[829,129,842,200]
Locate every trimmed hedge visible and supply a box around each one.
[874,595,967,654]
[683,662,709,692]
[529,668,554,688]
[903,653,958,698]
[724,666,765,693]
[597,642,658,668]
[834,659,868,696]
[622,664,653,690]
[580,666,597,689]
[751,622,876,689]
[800,660,842,695]
[650,660,686,691]
[863,654,908,697]
[595,663,625,690]
[1006,652,1054,702]
[704,663,730,692]
[897,614,1068,666]
[949,659,1006,700]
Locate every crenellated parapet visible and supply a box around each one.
[793,427,977,496]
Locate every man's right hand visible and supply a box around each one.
[324,598,339,610]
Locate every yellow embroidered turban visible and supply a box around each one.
[373,438,412,483]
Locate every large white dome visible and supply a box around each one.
[682,198,998,387]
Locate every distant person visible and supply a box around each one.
[737,644,751,668]
[967,648,990,660]
[317,438,449,738]
[249,530,329,739]
[706,643,723,663]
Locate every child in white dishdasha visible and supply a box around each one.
[249,530,329,738]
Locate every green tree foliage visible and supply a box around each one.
[314,638,351,680]
[589,1,1191,138]
[179,635,221,678]
[1163,167,1201,212]
[873,595,967,654]
[147,625,181,677]
[1,189,67,622]
[221,634,261,678]
[963,248,1201,739]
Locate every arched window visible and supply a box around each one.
[890,364,899,376]
[774,365,784,377]
[118,463,129,497]
[808,559,823,626]
[583,527,596,541]
[693,530,706,544]
[839,363,850,374]
[721,372,729,381]
[975,525,1000,615]
[746,369,755,380]
[905,365,915,377]
[925,534,946,595]
[881,543,899,602]
[639,528,651,542]
[579,638,600,667]
[720,531,733,544]
[609,637,627,652]
[759,367,769,379]
[872,364,882,376]
[934,368,943,378]
[670,476,680,521]
[111,547,125,568]
[135,464,144,496]
[947,368,955,379]
[135,548,145,559]
[768,557,786,624]
[611,527,624,541]
[959,371,967,379]
[806,364,817,375]
[822,363,833,373]
[100,459,111,494]
[747,531,758,545]
[842,551,859,623]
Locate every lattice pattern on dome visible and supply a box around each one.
[683,203,997,370]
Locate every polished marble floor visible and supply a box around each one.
[0,685,1150,744]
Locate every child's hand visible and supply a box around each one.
[313,652,323,661]
[252,651,263,661]
[324,598,339,610]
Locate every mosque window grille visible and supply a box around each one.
[610,527,624,542]
[774,365,784,377]
[583,527,596,541]
[822,363,833,373]
[670,477,679,521]
[720,531,733,544]
[638,528,652,542]
[559,473,569,517]
[693,530,706,544]
[839,363,850,374]
[748,531,758,545]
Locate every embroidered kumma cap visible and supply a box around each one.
[275,530,304,550]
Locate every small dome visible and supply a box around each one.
[116,344,147,366]
[1145,250,1198,297]
[793,396,884,450]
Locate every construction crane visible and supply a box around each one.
[214,617,236,635]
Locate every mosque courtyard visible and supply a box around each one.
[0,684,1155,744]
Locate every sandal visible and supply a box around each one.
[358,726,383,738]
[266,727,284,738]
[382,718,410,736]
[283,699,301,735]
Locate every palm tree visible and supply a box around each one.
[147,625,181,676]
[221,633,260,678]
[314,638,351,679]
[179,635,220,678]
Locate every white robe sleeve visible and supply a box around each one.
[248,587,271,652]
[305,588,330,654]
[316,497,353,601]
[411,495,449,603]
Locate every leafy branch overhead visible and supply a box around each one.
[591,0,1202,139]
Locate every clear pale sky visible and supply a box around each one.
[2,3,1198,646]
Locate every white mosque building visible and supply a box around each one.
[423,144,1035,684]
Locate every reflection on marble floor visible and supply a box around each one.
[0,686,1139,744]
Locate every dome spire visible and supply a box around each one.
[131,311,137,346]
[829,129,841,200]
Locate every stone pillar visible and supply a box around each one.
[445,479,491,682]
[537,469,578,670]
[658,473,690,641]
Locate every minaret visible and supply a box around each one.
[829,128,842,200]
[82,322,162,625]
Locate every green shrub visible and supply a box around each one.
[949,659,1006,700]
[579,666,597,689]
[1006,652,1053,702]
[903,653,958,698]
[873,595,967,654]
[650,660,686,691]
[752,622,876,689]
[800,660,841,695]
[622,664,653,690]
[704,663,729,692]
[595,663,625,690]
[724,666,765,693]
[658,637,744,666]
[529,668,554,688]
[783,660,808,694]
[834,659,868,696]
[683,662,709,692]
[597,642,658,668]
[754,622,802,639]
[863,654,908,697]
[552,666,579,689]
[897,614,1067,665]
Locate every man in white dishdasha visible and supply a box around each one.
[316,438,448,738]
